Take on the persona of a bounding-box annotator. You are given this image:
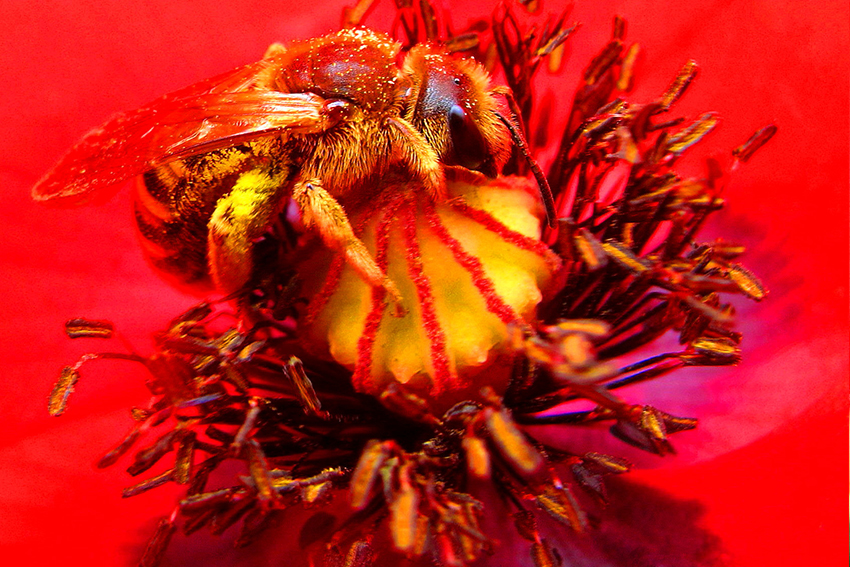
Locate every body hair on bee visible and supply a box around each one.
[33,27,555,305]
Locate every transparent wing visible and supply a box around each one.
[32,58,333,202]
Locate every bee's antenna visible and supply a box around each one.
[495,110,557,228]
[491,86,557,227]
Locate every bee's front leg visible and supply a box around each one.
[207,169,287,295]
[292,178,403,308]
[384,116,446,200]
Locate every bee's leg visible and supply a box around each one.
[292,178,403,307]
[207,169,286,295]
[385,116,446,200]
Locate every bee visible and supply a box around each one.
[33,27,554,303]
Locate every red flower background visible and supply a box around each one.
[0,0,846,565]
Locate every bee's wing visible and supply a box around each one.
[33,58,332,202]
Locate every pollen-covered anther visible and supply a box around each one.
[520,319,618,384]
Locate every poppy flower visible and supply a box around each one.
[0,0,846,566]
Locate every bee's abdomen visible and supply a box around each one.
[134,167,219,286]
[133,142,291,288]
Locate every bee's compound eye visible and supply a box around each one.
[448,104,487,171]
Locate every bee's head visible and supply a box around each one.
[402,45,511,177]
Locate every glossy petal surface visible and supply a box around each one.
[0,1,846,566]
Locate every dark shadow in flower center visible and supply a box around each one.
[575,477,726,567]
